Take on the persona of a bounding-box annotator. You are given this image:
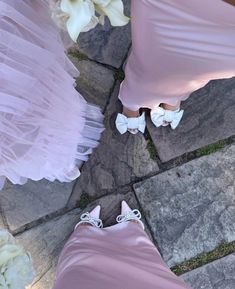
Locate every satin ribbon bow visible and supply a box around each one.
[115,112,146,134]
[116,209,142,223]
[151,107,184,130]
[116,209,145,229]
[75,212,103,229]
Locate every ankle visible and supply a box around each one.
[123,107,140,118]
[161,103,180,111]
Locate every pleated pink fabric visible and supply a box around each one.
[53,222,191,289]
[0,0,104,189]
[119,0,235,111]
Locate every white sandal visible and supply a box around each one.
[150,106,184,129]
[115,112,146,135]
[116,201,145,229]
[74,205,103,230]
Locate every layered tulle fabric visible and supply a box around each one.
[0,0,104,188]
[119,0,235,110]
[53,222,191,289]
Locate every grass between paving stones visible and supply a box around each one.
[170,138,233,168]
[171,241,235,275]
[76,193,95,209]
[144,130,159,160]
[115,68,125,82]
[146,139,159,160]
[195,140,227,157]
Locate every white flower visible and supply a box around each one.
[60,0,97,42]
[3,255,35,289]
[0,230,15,248]
[49,0,70,30]
[0,230,35,289]
[58,0,129,42]
[0,274,7,289]
[0,245,23,268]
[94,0,130,26]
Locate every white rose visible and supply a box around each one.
[3,255,35,289]
[0,274,7,289]
[0,245,23,268]
[0,230,15,248]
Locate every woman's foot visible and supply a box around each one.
[150,103,184,129]
[115,107,146,134]
[116,200,145,229]
[74,205,103,229]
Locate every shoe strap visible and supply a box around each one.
[75,212,103,229]
[116,209,144,229]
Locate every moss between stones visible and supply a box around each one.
[195,140,227,157]
[68,50,89,61]
[146,140,159,160]
[115,69,125,81]
[171,241,235,276]
[76,193,95,209]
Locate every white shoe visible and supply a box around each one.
[150,106,184,129]
[74,205,103,229]
[115,112,146,135]
[116,201,145,229]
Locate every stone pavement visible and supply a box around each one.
[1,1,235,288]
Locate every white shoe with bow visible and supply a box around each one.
[115,112,146,135]
[116,200,145,229]
[150,106,184,129]
[74,205,103,229]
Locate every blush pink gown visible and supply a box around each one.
[53,222,191,289]
[0,0,104,189]
[119,0,235,111]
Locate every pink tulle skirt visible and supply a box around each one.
[119,0,235,110]
[0,0,104,188]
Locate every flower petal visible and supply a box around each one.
[95,0,130,26]
[60,0,95,42]
[0,245,23,267]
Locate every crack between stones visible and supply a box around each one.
[171,241,235,276]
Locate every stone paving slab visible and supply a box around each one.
[30,266,55,289]
[70,56,115,110]
[68,82,159,206]
[147,77,235,162]
[18,208,82,289]
[77,0,131,68]
[134,144,235,267]
[182,253,235,289]
[0,180,74,233]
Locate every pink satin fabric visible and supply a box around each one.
[119,0,235,110]
[0,0,104,189]
[53,222,191,289]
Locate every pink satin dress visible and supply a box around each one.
[119,0,235,111]
[53,222,191,289]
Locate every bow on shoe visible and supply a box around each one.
[116,209,145,229]
[116,209,142,223]
[150,107,184,130]
[80,212,103,228]
[115,112,146,134]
